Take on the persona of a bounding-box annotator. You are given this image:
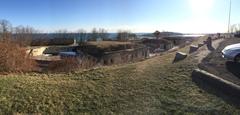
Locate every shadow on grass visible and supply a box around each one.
[226,61,240,78]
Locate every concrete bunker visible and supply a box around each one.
[77,41,150,65]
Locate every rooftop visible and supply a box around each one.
[86,41,133,49]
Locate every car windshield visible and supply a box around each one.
[0,0,240,114]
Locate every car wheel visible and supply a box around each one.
[234,54,240,63]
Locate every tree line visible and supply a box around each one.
[0,19,137,46]
[230,24,240,34]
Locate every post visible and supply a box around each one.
[228,0,232,38]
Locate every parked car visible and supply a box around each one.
[222,43,240,62]
[234,33,240,38]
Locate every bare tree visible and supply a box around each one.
[76,29,88,45]
[55,29,69,38]
[153,30,161,39]
[0,19,13,42]
[129,33,137,40]
[117,30,131,41]
[14,25,37,46]
[236,24,240,34]
[0,19,12,33]
[52,29,77,45]
[230,24,237,33]
[98,28,108,40]
[88,28,99,41]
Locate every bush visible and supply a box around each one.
[0,39,37,73]
[48,56,97,73]
[48,57,80,72]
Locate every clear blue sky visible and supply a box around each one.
[0,0,239,33]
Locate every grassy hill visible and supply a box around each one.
[0,37,239,114]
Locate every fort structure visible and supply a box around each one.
[27,41,150,67]
[77,41,149,65]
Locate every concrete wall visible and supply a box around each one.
[142,39,174,53]
[192,69,240,104]
[100,47,149,65]
[26,47,48,56]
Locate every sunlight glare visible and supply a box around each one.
[189,0,214,14]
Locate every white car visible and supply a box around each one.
[222,43,240,62]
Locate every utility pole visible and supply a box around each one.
[228,0,232,37]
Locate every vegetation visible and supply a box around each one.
[77,29,88,45]
[88,28,109,41]
[230,24,240,33]
[0,19,239,114]
[116,30,136,41]
[0,20,37,73]
[86,41,133,49]
[0,19,12,33]
[0,35,36,73]
[0,37,239,114]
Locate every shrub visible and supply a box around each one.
[0,39,37,73]
[48,57,80,72]
[48,56,98,73]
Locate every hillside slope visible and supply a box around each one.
[0,37,239,114]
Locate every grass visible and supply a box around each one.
[0,37,240,114]
[87,41,132,49]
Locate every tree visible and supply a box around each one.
[98,28,108,40]
[153,30,161,39]
[235,24,240,33]
[77,29,88,45]
[129,33,137,40]
[237,24,240,34]
[88,28,99,41]
[0,19,12,33]
[116,30,131,41]
[14,25,37,46]
[0,19,12,42]
[55,29,69,38]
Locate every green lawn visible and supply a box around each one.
[0,37,239,114]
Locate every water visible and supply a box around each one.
[17,33,205,41]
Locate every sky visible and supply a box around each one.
[0,0,239,33]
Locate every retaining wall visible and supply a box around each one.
[192,69,240,104]
[100,47,149,65]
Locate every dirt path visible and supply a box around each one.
[134,37,224,73]
[194,39,224,63]
[199,38,240,85]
